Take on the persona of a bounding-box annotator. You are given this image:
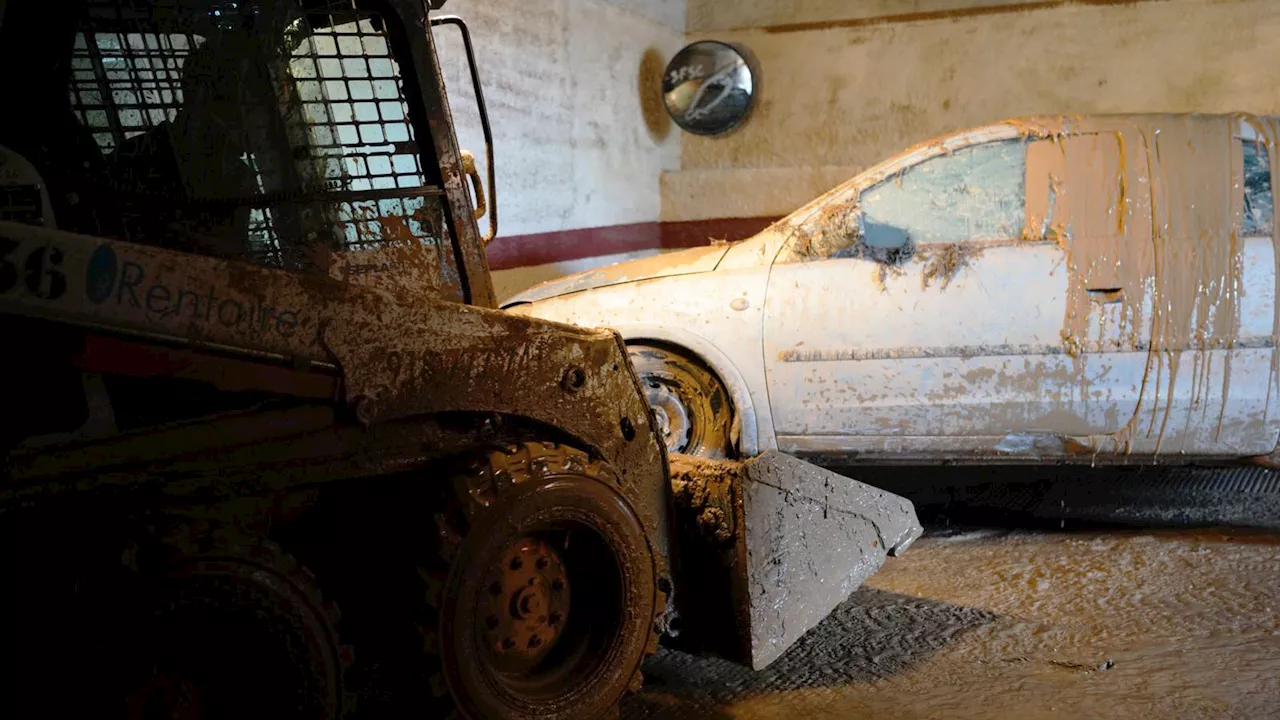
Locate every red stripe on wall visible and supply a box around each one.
[660,216,783,250]
[485,216,781,271]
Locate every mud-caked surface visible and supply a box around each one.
[623,526,1280,719]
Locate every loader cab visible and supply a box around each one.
[0,0,495,306]
[0,0,496,447]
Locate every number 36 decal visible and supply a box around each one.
[0,237,66,300]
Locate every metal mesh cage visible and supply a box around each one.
[69,30,194,153]
[62,0,455,288]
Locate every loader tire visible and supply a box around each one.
[420,442,661,720]
[70,530,353,720]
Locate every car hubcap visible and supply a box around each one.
[643,378,692,453]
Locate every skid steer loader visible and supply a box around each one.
[0,1,920,717]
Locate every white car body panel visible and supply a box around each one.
[1126,235,1278,456]
[507,254,777,455]
[507,114,1280,464]
[764,242,1122,437]
[505,245,730,305]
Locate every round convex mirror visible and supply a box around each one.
[662,41,755,136]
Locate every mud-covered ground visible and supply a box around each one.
[623,468,1280,719]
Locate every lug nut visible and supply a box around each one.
[509,557,523,570]
[528,635,542,649]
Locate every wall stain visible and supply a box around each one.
[638,46,671,142]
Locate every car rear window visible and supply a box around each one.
[1243,140,1273,236]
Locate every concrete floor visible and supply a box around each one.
[623,525,1280,719]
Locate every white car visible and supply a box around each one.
[504,114,1280,465]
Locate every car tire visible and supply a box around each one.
[628,344,735,458]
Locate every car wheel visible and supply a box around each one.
[628,344,735,458]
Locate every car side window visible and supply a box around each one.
[860,140,1027,249]
[1244,140,1273,236]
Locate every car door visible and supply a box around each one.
[1120,117,1278,455]
[763,132,1148,458]
[1022,127,1154,450]
[764,138,1058,454]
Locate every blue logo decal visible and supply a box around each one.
[85,244,117,304]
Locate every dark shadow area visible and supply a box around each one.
[822,464,1280,533]
[621,587,996,719]
[638,47,672,142]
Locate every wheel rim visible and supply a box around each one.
[479,536,572,676]
[470,519,623,703]
[629,344,734,459]
[643,376,693,454]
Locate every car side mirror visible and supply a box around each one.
[819,205,863,260]
[862,218,909,250]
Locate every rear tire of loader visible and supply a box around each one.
[423,442,660,720]
[71,532,352,720]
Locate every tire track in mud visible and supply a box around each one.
[623,464,1280,718]
[622,586,996,719]
[623,525,1280,719]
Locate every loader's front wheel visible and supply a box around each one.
[425,443,659,720]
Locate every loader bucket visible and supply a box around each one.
[666,452,922,670]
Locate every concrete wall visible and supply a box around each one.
[666,0,1280,221]
[431,0,684,238]
[687,0,1035,32]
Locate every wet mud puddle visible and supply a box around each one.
[624,528,1280,719]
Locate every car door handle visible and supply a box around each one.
[1087,288,1124,304]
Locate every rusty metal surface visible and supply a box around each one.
[0,220,673,600]
[412,0,497,308]
[318,299,671,532]
[74,334,339,400]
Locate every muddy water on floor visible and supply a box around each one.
[625,529,1280,719]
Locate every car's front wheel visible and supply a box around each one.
[628,344,735,458]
